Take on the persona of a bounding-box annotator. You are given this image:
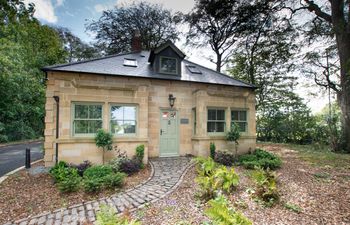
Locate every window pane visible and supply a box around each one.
[89,105,102,119]
[111,120,135,134]
[239,111,247,121]
[216,122,225,132]
[160,57,177,73]
[89,120,102,133]
[123,121,136,134]
[217,110,225,121]
[208,109,216,120]
[231,111,239,121]
[124,106,136,120]
[232,122,246,132]
[75,105,88,119]
[207,122,216,132]
[74,120,89,133]
[111,106,123,120]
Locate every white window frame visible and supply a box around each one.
[72,102,103,137]
[159,56,178,75]
[109,104,138,136]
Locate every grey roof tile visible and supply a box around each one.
[43,50,255,89]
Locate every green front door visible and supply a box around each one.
[159,109,179,157]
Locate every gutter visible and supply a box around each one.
[53,95,59,164]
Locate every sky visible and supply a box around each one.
[23,0,330,113]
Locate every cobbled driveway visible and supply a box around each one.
[7,157,193,225]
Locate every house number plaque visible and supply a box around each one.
[180,118,189,124]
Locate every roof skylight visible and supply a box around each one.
[186,65,202,74]
[123,58,138,67]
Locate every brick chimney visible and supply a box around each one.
[131,30,142,52]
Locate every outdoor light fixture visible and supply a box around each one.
[168,94,176,108]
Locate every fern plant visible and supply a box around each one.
[213,166,240,193]
[205,194,252,225]
[96,204,140,225]
[251,167,279,207]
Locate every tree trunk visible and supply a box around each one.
[216,53,222,72]
[336,32,350,152]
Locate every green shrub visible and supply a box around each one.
[57,171,81,193]
[205,194,252,225]
[194,157,239,200]
[103,172,126,188]
[238,149,282,170]
[284,202,302,213]
[96,204,141,225]
[95,129,113,163]
[83,165,114,179]
[251,168,279,207]
[50,161,76,183]
[214,150,235,166]
[83,178,104,193]
[210,142,216,159]
[135,144,145,162]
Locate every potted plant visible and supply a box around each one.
[95,129,113,164]
[226,122,241,158]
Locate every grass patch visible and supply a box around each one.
[285,144,350,169]
[284,202,302,213]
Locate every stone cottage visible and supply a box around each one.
[42,40,256,166]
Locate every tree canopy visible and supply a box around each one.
[86,2,180,55]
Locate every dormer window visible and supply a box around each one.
[160,56,177,75]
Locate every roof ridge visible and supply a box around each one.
[42,51,145,71]
[183,59,256,88]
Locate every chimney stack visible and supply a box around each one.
[131,30,142,52]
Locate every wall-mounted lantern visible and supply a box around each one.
[168,94,176,108]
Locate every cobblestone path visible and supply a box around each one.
[6,157,193,225]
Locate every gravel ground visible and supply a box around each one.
[0,162,151,224]
[132,144,350,225]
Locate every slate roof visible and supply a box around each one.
[43,50,255,89]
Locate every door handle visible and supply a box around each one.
[160,129,163,135]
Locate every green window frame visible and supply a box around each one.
[192,108,197,135]
[72,103,103,136]
[110,105,137,135]
[231,110,248,132]
[207,108,226,133]
[159,56,178,75]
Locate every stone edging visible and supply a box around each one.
[0,159,44,185]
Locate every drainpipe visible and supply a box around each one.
[53,96,59,164]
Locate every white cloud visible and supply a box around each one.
[116,0,195,13]
[94,1,118,13]
[55,0,64,7]
[24,0,58,23]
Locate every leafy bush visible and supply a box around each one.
[103,173,126,188]
[95,129,113,163]
[96,204,141,225]
[57,171,81,193]
[238,149,282,170]
[109,149,128,172]
[284,202,302,213]
[210,142,216,159]
[84,165,114,179]
[194,157,239,200]
[135,144,145,162]
[205,194,252,225]
[69,160,92,176]
[251,168,279,207]
[214,150,235,166]
[50,161,73,183]
[83,178,104,193]
[118,158,141,175]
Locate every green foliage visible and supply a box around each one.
[238,149,282,170]
[57,172,81,193]
[96,204,141,225]
[226,123,241,144]
[194,157,239,200]
[284,202,302,213]
[95,129,113,163]
[83,165,114,179]
[103,173,126,189]
[0,1,66,143]
[214,150,235,166]
[251,168,279,207]
[210,142,216,159]
[87,1,180,55]
[83,178,103,193]
[205,195,252,225]
[49,161,71,182]
[135,144,145,162]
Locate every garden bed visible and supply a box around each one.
[0,161,151,224]
[132,144,350,224]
